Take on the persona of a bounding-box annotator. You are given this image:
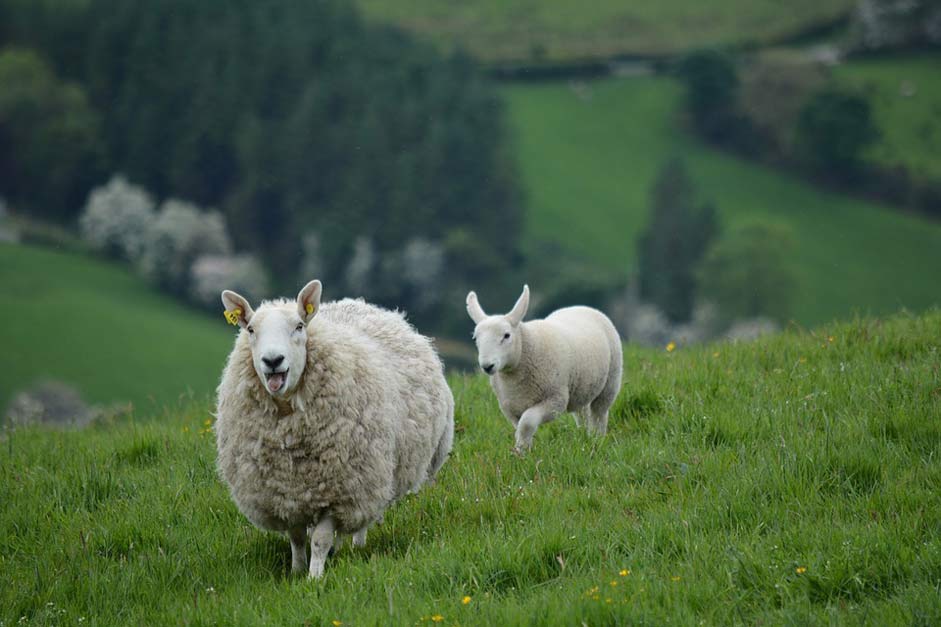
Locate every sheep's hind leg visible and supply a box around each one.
[288,526,308,575]
[308,516,336,580]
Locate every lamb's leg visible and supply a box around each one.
[288,526,308,575]
[515,400,563,453]
[308,516,336,579]
[352,527,368,548]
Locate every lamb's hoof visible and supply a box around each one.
[511,445,527,457]
[352,529,367,548]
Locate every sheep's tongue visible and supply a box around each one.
[267,373,285,393]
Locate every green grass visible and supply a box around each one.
[3,311,940,624]
[503,77,941,326]
[355,0,854,63]
[0,243,234,412]
[835,53,941,182]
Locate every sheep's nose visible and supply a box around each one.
[482,363,495,375]
[262,355,284,370]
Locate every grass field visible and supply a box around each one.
[835,53,941,182]
[503,77,941,326]
[0,243,234,412]
[2,311,940,624]
[355,0,854,63]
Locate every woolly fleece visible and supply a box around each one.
[215,298,454,536]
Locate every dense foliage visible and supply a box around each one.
[636,158,718,323]
[1,0,523,318]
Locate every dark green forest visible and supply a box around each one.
[0,0,523,331]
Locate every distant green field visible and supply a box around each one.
[355,0,854,63]
[0,244,233,412]
[835,54,941,181]
[503,77,941,326]
[3,312,940,624]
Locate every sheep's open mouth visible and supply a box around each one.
[265,370,288,393]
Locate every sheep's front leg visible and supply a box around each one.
[352,527,368,548]
[515,400,563,453]
[288,526,308,574]
[308,516,336,580]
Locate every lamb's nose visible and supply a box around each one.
[262,355,284,369]
[482,363,495,375]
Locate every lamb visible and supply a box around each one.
[466,284,622,453]
[215,280,454,579]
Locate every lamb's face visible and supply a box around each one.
[466,284,530,376]
[472,317,521,375]
[247,306,308,397]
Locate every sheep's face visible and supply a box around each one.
[466,285,530,376]
[246,307,309,397]
[222,280,323,399]
[472,317,522,375]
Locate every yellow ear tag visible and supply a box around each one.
[223,308,242,326]
[305,303,315,315]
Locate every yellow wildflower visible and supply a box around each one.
[605,598,612,604]
[712,351,720,358]
[666,341,676,352]
[828,336,834,343]
[223,308,242,326]
[462,596,471,605]
[182,426,190,433]
[796,566,807,574]
[671,576,681,582]
[431,615,444,623]
[799,357,807,363]
[619,569,630,577]
[332,621,342,627]
[204,418,212,427]
[609,580,618,587]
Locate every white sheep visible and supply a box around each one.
[215,280,454,578]
[466,285,622,453]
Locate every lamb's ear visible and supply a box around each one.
[297,280,323,323]
[466,291,487,324]
[221,290,254,329]
[506,284,530,326]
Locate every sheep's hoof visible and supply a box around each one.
[511,445,527,457]
[308,561,326,580]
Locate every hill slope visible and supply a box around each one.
[2,312,940,624]
[0,243,234,412]
[503,77,941,325]
[355,0,854,64]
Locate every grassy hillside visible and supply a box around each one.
[0,243,233,412]
[503,77,941,325]
[835,53,941,182]
[3,312,940,624]
[355,0,854,64]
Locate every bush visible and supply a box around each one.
[698,221,798,323]
[636,158,719,323]
[796,87,879,177]
[740,54,827,155]
[675,49,742,143]
[190,254,269,308]
[79,175,155,261]
[852,0,941,51]
[0,48,104,222]
[139,199,232,295]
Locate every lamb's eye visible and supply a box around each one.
[503,332,511,340]
[296,323,304,332]
[247,326,254,334]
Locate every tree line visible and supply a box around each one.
[0,0,524,333]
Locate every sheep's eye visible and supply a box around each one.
[296,323,304,332]
[503,332,511,340]
[247,326,254,334]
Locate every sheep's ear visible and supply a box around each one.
[506,284,530,326]
[297,279,322,323]
[466,291,487,324]
[221,290,254,329]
